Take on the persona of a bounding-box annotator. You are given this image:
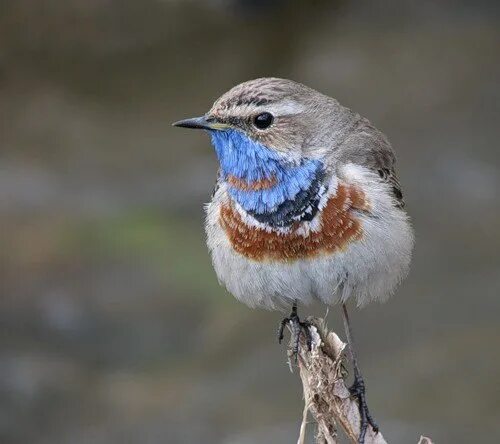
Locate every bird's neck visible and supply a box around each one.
[210,129,326,227]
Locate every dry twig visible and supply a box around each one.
[287,317,433,444]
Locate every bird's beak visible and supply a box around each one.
[172,116,230,131]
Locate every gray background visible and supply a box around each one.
[1,1,499,442]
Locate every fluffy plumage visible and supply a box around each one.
[219,181,367,261]
[211,129,324,216]
[190,78,414,309]
[212,129,324,226]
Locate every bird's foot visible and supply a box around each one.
[277,303,312,361]
[349,374,379,444]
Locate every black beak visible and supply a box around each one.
[172,116,229,131]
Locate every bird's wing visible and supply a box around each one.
[376,164,404,208]
[336,119,405,208]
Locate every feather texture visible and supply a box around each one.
[210,129,325,216]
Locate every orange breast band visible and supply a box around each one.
[219,183,369,262]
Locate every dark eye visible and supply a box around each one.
[253,112,274,129]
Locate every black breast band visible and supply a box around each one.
[247,170,326,228]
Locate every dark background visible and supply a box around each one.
[1,1,499,443]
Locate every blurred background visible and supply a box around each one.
[1,1,499,443]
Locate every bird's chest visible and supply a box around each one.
[204,181,370,308]
[207,179,369,264]
[217,182,367,262]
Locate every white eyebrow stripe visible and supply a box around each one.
[264,100,305,116]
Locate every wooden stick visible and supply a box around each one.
[288,317,432,444]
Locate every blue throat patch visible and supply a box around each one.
[210,129,325,226]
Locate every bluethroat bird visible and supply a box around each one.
[174,78,414,443]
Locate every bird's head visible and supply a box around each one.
[173,78,352,216]
[174,77,345,158]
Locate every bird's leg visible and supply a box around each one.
[277,301,312,360]
[341,303,379,444]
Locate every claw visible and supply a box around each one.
[277,318,288,344]
[277,302,312,361]
[349,375,379,443]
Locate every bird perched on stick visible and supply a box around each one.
[174,78,414,443]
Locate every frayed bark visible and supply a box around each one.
[288,317,432,444]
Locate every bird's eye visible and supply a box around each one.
[253,112,274,129]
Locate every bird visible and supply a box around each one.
[173,77,414,443]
